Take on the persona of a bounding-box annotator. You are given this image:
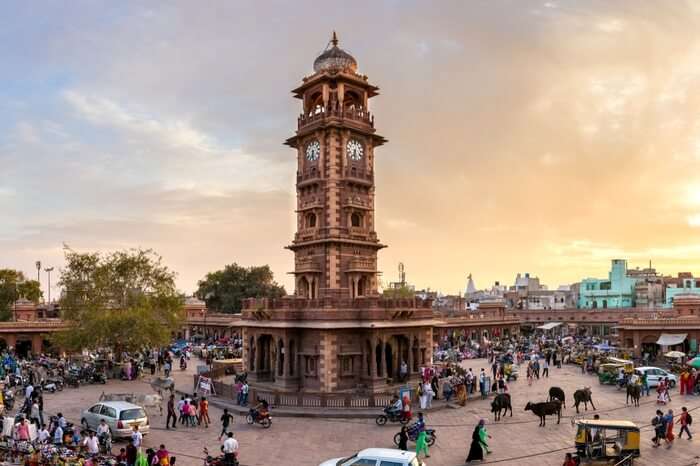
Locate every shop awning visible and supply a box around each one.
[537,322,562,330]
[656,333,687,346]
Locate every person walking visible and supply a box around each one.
[543,359,549,378]
[652,410,665,447]
[479,369,486,399]
[222,432,239,463]
[177,396,186,425]
[466,420,486,463]
[677,406,693,440]
[131,425,143,452]
[398,426,408,451]
[241,381,249,406]
[478,419,492,455]
[664,409,675,448]
[166,394,177,430]
[125,439,137,466]
[641,371,650,397]
[199,396,210,427]
[415,429,430,459]
[219,408,234,440]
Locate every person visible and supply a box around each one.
[657,379,668,404]
[219,408,234,440]
[57,412,67,430]
[126,439,137,466]
[415,429,430,459]
[478,419,492,455]
[421,381,434,409]
[652,410,665,447]
[199,396,210,427]
[240,381,249,406]
[543,359,549,378]
[398,425,408,451]
[664,378,672,402]
[680,370,689,396]
[166,394,177,430]
[54,422,64,445]
[641,371,650,397]
[496,374,505,394]
[466,368,474,397]
[466,421,486,463]
[187,399,197,427]
[431,374,439,400]
[25,382,34,400]
[156,445,170,466]
[400,361,408,383]
[177,397,187,425]
[30,400,40,425]
[131,425,143,451]
[37,424,50,444]
[83,431,99,455]
[72,425,82,446]
[676,406,693,440]
[479,369,487,399]
[163,360,171,378]
[491,360,498,381]
[442,379,453,402]
[562,453,577,466]
[222,432,239,463]
[663,409,675,448]
[15,418,30,441]
[401,394,412,422]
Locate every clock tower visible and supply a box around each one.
[285,32,386,301]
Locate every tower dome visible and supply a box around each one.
[313,32,358,73]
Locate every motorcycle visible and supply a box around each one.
[203,448,238,466]
[98,432,112,454]
[245,408,272,428]
[393,427,437,447]
[41,378,64,393]
[375,406,410,426]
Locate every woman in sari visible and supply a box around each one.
[657,379,668,404]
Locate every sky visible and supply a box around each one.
[2,0,700,298]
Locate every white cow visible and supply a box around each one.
[99,390,164,415]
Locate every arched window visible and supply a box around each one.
[307,213,317,228]
[351,213,362,228]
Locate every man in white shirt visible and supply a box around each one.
[131,425,143,450]
[96,419,110,437]
[38,424,50,443]
[25,384,34,400]
[222,432,239,461]
[83,431,100,455]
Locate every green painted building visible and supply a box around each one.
[578,259,640,309]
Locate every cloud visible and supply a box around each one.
[4,0,700,295]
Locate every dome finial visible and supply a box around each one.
[331,31,339,47]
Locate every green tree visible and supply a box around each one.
[0,270,42,321]
[55,247,185,355]
[195,264,286,313]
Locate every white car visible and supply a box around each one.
[319,448,425,466]
[635,367,678,388]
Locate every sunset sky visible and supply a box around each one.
[3,1,700,298]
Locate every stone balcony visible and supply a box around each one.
[298,107,374,132]
[295,257,322,273]
[346,258,376,272]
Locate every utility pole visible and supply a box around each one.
[45,267,54,304]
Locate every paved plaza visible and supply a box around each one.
[39,358,700,466]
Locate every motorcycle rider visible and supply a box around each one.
[97,419,111,450]
[387,394,402,418]
[252,397,269,422]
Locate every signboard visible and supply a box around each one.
[197,376,215,395]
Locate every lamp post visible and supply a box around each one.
[45,267,54,304]
[35,261,41,285]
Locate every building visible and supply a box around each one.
[617,294,700,358]
[578,259,639,309]
[239,34,438,393]
[664,273,700,307]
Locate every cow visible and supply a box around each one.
[573,387,596,414]
[548,386,566,408]
[525,400,562,427]
[490,393,512,421]
[626,384,641,407]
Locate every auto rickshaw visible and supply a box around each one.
[597,363,624,385]
[573,419,640,465]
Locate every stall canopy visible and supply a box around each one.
[656,333,687,346]
[537,322,563,330]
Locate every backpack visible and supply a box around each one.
[687,413,693,425]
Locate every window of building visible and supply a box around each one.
[351,213,362,228]
[304,356,317,376]
[306,212,317,228]
[341,356,354,375]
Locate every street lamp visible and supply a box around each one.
[45,267,54,304]
[35,261,41,285]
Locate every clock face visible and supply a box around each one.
[347,139,364,161]
[305,140,320,162]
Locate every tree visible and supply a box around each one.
[54,247,185,355]
[0,270,42,321]
[195,264,286,313]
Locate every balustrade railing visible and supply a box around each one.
[298,107,374,130]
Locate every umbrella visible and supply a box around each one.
[665,351,686,359]
[687,357,700,369]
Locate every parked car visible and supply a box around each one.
[635,366,678,388]
[319,448,426,466]
[81,401,150,438]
